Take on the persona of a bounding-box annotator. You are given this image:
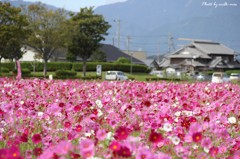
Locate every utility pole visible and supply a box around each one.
[127,35,132,74]
[114,19,121,49]
[112,37,115,46]
[168,34,175,53]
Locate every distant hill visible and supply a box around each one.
[3,0,240,56]
[95,0,240,55]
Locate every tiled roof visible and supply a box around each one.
[51,44,145,64]
[193,41,235,55]
[99,44,144,64]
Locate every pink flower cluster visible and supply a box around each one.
[0,78,239,159]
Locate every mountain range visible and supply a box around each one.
[95,0,240,55]
[2,0,240,56]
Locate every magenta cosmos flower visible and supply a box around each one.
[32,134,42,144]
[149,131,163,143]
[114,126,131,140]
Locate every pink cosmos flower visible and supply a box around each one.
[80,149,95,158]
[209,146,219,157]
[64,121,72,128]
[109,141,121,151]
[114,126,131,140]
[189,122,202,134]
[96,129,107,141]
[116,146,132,158]
[33,147,43,156]
[149,131,163,143]
[74,125,83,132]
[55,141,73,155]
[157,152,172,159]
[32,134,42,144]
[192,132,203,143]
[201,137,212,149]
[135,148,153,159]
[79,139,94,151]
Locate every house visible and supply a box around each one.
[122,50,147,62]
[155,40,240,74]
[51,44,145,64]
[6,44,145,65]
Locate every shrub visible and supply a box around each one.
[225,70,240,76]
[0,67,10,73]
[55,70,77,78]
[146,77,181,82]
[13,68,31,76]
[115,57,131,64]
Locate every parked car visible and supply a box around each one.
[229,73,240,81]
[150,70,164,78]
[196,73,206,81]
[211,72,229,83]
[105,71,128,81]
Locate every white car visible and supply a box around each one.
[196,74,206,81]
[105,71,128,81]
[211,72,229,83]
[229,73,240,81]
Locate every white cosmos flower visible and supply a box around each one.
[192,144,199,149]
[20,101,24,105]
[228,116,237,124]
[97,109,103,117]
[163,123,172,132]
[171,136,180,145]
[37,112,44,117]
[95,100,103,108]
[84,132,92,137]
[204,147,209,153]
[106,132,113,140]
[174,111,181,117]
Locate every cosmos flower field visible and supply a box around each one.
[0,78,239,159]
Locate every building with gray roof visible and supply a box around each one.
[155,40,240,73]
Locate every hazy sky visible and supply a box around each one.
[25,0,127,11]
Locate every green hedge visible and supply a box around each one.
[13,68,31,76]
[225,70,240,76]
[146,77,181,82]
[73,62,149,73]
[55,70,77,77]
[1,62,149,73]
[0,67,10,73]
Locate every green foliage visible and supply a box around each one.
[1,62,149,73]
[90,50,107,62]
[116,57,131,64]
[0,67,9,73]
[73,62,148,73]
[13,68,31,76]
[146,77,181,82]
[0,2,30,61]
[225,70,240,75]
[55,70,77,77]
[68,7,110,76]
[25,3,68,77]
[47,62,72,71]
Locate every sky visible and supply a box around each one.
[25,0,127,11]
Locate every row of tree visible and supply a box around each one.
[0,2,110,77]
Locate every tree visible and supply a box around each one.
[25,3,68,77]
[90,49,107,62]
[116,57,131,64]
[68,7,110,77]
[0,2,29,72]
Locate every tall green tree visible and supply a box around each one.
[90,49,107,62]
[25,3,68,77]
[68,8,110,77]
[0,2,29,72]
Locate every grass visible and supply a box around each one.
[29,71,153,81]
